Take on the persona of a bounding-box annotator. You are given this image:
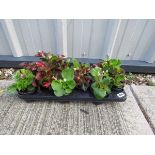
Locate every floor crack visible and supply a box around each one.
[130,85,155,134]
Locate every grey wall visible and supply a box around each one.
[0,19,63,57]
[0,19,155,63]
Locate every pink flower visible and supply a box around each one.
[32,81,37,87]
[35,62,45,67]
[43,81,51,88]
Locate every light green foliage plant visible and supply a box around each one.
[51,67,76,97]
[72,58,80,69]
[90,67,111,100]
[101,58,125,89]
[8,69,35,93]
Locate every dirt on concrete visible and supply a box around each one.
[0,68,16,80]
[125,73,155,86]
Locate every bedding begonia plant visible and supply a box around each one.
[8,51,125,100]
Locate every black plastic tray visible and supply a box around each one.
[17,88,127,105]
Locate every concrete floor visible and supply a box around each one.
[0,80,154,135]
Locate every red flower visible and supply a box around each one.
[35,51,45,57]
[35,62,45,67]
[43,81,51,88]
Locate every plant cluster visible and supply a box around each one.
[72,58,92,91]
[99,58,125,89]
[8,69,35,93]
[8,51,125,100]
[90,67,111,100]
[20,52,69,89]
[51,67,76,96]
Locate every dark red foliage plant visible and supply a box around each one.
[72,58,92,91]
[20,51,68,90]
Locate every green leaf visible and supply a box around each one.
[72,58,80,68]
[82,63,90,67]
[62,82,67,89]
[51,79,75,97]
[92,87,107,100]
[90,67,102,78]
[65,89,72,94]
[54,89,65,97]
[110,59,121,67]
[51,80,62,90]
[116,74,125,81]
[101,77,111,85]
[91,81,110,99]
[91,82,97,89]
[66,80,76,89]
[62,67,74,81]
[116,67,124,74]
[51,80,65,97]
[114,75,125,85]
[104,85,111,94]
[113,74,125,88]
